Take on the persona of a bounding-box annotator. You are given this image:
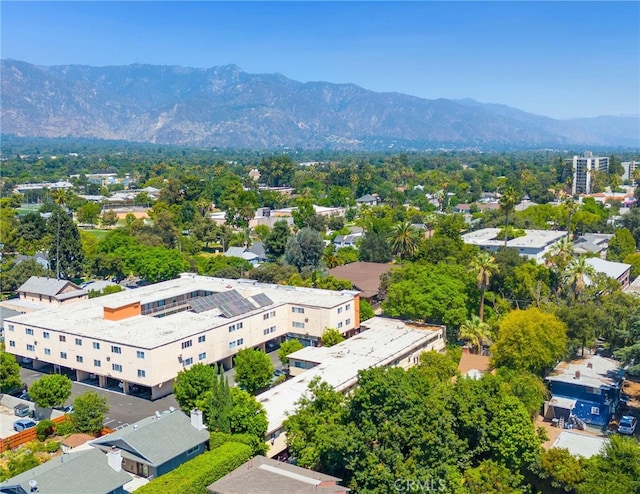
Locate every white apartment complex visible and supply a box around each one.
[621,161,638,182]
[3,274,360,399]
[258,317,447,458]
[566,152,609,194]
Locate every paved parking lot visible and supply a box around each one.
[20,367,179,429]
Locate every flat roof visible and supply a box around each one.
[551,431,608,458]
[585,257,631,280]
[462,228,567,249]
[4,275,359,349]
[258,317,444,433]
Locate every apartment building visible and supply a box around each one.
[566,152,609,194]
[3,274,360,399]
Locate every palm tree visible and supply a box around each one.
[564,256,596,301]
[387,221,420,260]
[458,315,492,355]
[423,213,438,239]
[545,237,574,272]
[562,197,578,240]
[469,251,498,321]
[499,187,521,247]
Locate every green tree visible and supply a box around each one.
[359,299,375,322]
[464,460,523,494]
[101,209,118,228]
[358,231,393,263]
[174,363,216,413]
[263,220,291,260]
[196,365,232,433]
[284,227,324,271]
[48,207,84,279]
[321,328,345,347]
[578,434,640,494]
[491,308,567,376]
[278,339,304,366]
[291,198,316,230]
[228,387,268,438]
[607,228,636,262]
[0,345,22,393]
[76,202,102,226]
[563,256,596,301]
[72,391,109,434]
[469,251,498,321]
[387,221,420,260]
[458,315,492,354]
[234,348,274,394]
[499,187,521,247]
[258,155,296,187]
[29,374,72,408]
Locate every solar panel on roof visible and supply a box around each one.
[250,293,273,308]
[190,289,257,317]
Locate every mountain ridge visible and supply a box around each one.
[2,59,638,150]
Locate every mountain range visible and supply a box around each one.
[1,59,638,150]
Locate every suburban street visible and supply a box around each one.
[18,349,284,428]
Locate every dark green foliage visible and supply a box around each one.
[174,363,216,414]
[284,227,324,271]
[0,347,22,393]
[209,432,267,456]
[359,298,375,322]
[606,227,636,262]
[72,391,109,434]
[36,419,56,441]
[234,348,274,394]
[278,339,304,366]
[134,442,252,494]
[263,220,291,259]
[47,207,84,279]
[29,374,72,408]
[284,364,543,493]
[358,230,392,263]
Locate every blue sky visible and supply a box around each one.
[2,1,638,119]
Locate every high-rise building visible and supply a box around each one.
[566,152,609,194]
[621,161,638,182]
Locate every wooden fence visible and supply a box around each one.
[0,416,114,453]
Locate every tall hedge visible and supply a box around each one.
[135,441,252,494]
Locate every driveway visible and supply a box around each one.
[20,367,179,429]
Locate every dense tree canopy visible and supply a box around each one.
[29,374,72,408]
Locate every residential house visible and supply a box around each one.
[0,447,130,494]
[92,409,209,479]
[328,262,393,305]
[355,194,379,207]
[585,257,632,289]
[545,355,624,427]
[0,276,88,314]
[207,455,349,494]
[333,231,364,249]
[573,233,613,258]
[14,253,50,271]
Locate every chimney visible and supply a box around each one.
[107,446,123,472]
[575,370,581,380]
[190,408,205,431]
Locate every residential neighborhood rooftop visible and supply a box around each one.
[5,275,358,349]
[546,355,624,389]
[257,317,445,434]
[206,455,348,494]
[551,431,608,458]
[462,228,568,249]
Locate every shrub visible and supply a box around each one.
[210,431,268,456]
[54,418,75,436]
[135,441,252,494]
[36,419,56,441]
[44,440,60,453]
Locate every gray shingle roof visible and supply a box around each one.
[0,448,130,494]
[17,276,80,297]
[92,410,209,467]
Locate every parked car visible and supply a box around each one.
[14,404,30,418]
[55,405,74,414]
[618,415,637,435]
[13,419,37,432]
[18,392,32,402]
[3,383,28,397]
